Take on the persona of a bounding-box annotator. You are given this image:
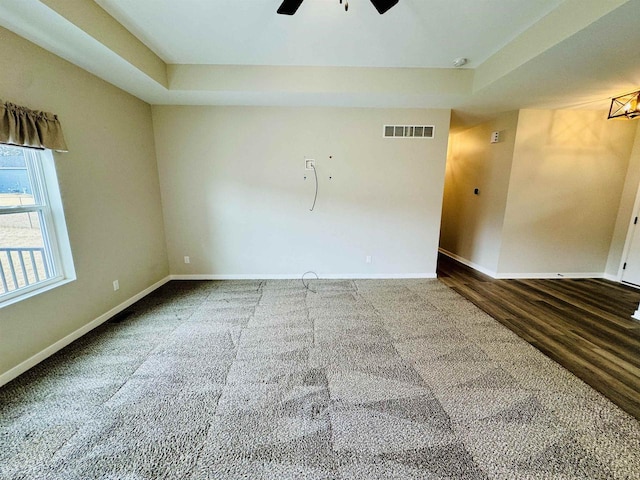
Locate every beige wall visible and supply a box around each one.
[152,106,450,277]
[606,122,640,277]
[0,27,168,377]
[497,109,637,275]
[439,111,519,274]
[441,108,638,278]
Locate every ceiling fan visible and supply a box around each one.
[277,0,399,15]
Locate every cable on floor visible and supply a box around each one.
[302,270,318,293]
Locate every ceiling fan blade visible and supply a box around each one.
[369,0,399,14]
[277,0,304,15]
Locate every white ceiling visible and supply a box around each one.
[95,0,563,68]
[1,0,639,127]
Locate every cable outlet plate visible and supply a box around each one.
[305,159,315,170]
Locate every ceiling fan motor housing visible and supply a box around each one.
[278,0,399,15]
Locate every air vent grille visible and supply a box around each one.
[383,125,434,138]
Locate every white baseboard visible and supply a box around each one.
[0,275,171,388]
[603,273,619,282]
[438,248,498,278]
[438,248,607,280]
[322,273,437,279]
[494,272,604,280]
[170,273,437,280]
[621,280,640,291]
[171,274,298,280]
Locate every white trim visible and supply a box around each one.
[0,276,73,309]
[320,273,436,279]
[438,248,605,280]
[170,273,436,280]
[0,149,76,308]
[621,280,640,290]
[494,272,604,280]
[632,308,640,321]
[0,275,171,388]
[0,204,44,215]
[612,270,624,283]
[438,248,498,278]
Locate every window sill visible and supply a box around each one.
[0,275,76,309]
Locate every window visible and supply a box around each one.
[0,145,74,306]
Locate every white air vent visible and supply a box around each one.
[383,125,435,138]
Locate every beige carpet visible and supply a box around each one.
[1,279,639,479]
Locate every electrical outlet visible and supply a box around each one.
[184,256,190,264]
[305,159,315,170]
[113,280,119,291]
[366,256,372,264]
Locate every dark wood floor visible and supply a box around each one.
[436,253,640,420]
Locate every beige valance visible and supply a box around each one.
[0,100,68,152]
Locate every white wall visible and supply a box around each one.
[497,109,637,276]
[0,27,168,379]
[152,106,450,278]
[440,111,519,274]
